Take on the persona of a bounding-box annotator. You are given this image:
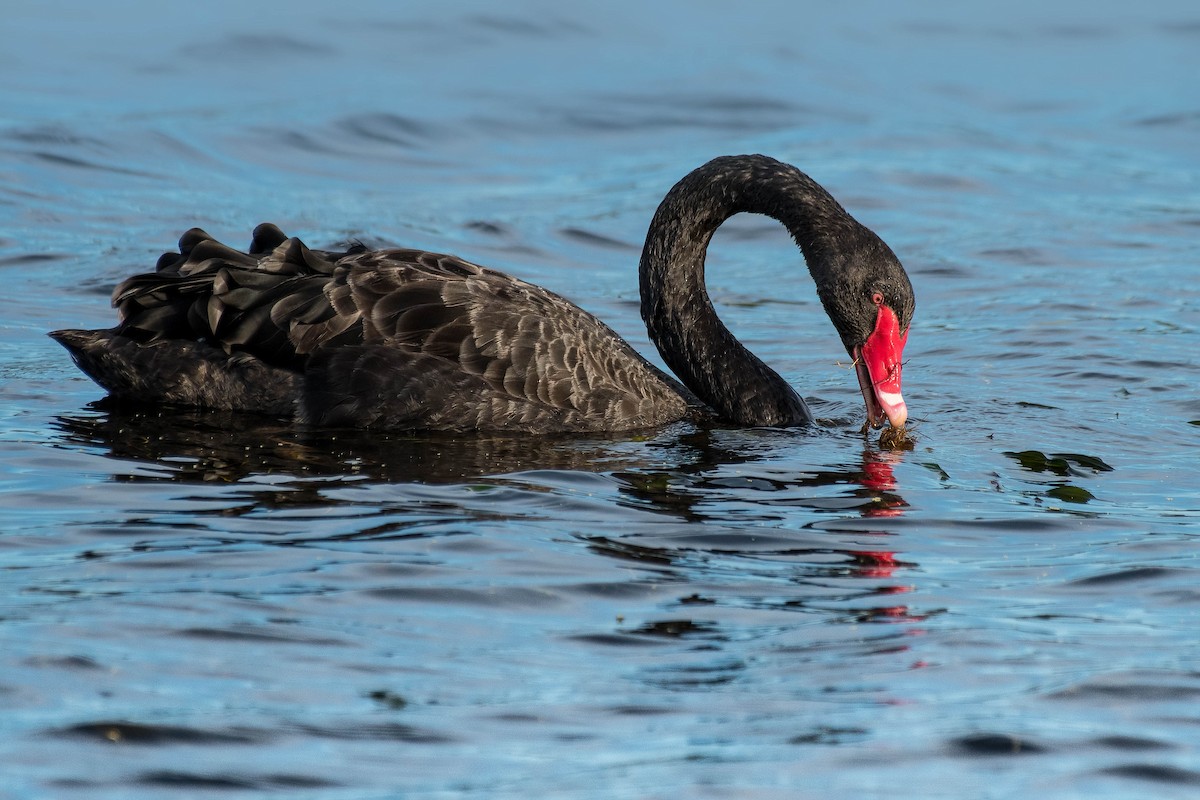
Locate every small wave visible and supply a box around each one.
[559,226,636,250]
[465,13,590,38]
[176,33,336,62]
[136,771,339,791]
[1100,763,1200,786]
[50,720,266,745]
[1068,566,1181,586]
[1136,110,1200,127]
[0,252,69,268]
[951,732,1049,756]
[30,151,160,179]
[337,112,438,149]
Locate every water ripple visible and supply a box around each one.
[5,3,1200,798]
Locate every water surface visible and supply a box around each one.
[2,1,1199,797]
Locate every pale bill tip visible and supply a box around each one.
[876,390,907,428]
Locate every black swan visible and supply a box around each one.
[51,154,913,434]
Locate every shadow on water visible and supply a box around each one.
[50,402,655,485]
[51,402,914,508]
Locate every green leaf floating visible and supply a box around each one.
[1005,450,1113,475]
[1045,485,1095,504]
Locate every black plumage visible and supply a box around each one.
[51,155,914,433]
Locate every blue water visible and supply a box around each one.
[3,1,1200,797]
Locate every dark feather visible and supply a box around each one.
[56,224,686,432]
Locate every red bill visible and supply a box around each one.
[855,302,908,429]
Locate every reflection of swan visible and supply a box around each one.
[52,155,913,433]
[617,436,907,516]
[859,449,907,517]
[50,407,648,485]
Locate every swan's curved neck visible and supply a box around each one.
[639,155,870,427]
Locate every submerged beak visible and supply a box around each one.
[854,305,908,429]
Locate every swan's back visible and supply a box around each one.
[53,224,688,432]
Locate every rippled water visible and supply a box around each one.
[3,1,1199,797]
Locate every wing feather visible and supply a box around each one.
[88,225,686,430]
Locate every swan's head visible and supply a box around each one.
[852,287,911,429]
[818,240,914,431]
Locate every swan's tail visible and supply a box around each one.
[49,328,300,415]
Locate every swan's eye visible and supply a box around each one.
[871,292,884,306]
